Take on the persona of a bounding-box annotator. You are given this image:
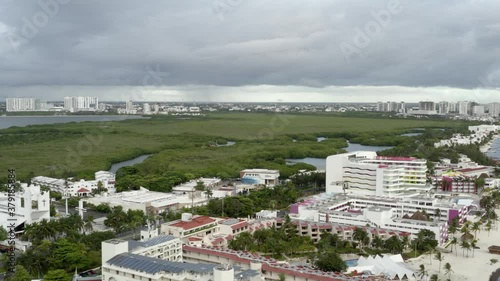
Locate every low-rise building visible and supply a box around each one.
[240,169,280,186]
[0,184,50,234]
[84,188,201,214]
[102,236,260,281]
[183,246,387,281]
[289,192,477,245]
[95,171,116,189]
[160,214,221,240]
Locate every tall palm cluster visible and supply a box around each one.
[23,214,94,242]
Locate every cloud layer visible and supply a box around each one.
[1,0,499,102]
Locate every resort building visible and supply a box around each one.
[326,151,428,196]
[160,214,221,240]
[102,236,261,281]
[273,218,412,244]
[84,188,201,214]
[183,246,388,281]
[95,171,116,189]
[102,235,183,264]
[240,169,280,186]
[32,171,116,197]
[289,192,478,245]
[0,184,50,235]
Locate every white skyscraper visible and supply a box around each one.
[473,105,485,116]
[64,97,98,112]
[488,102,500,118]
[458,101,470,115]
[438,101,449,114]
[399,101,406,113]
[448,102,458,113]
[143,103,151,114]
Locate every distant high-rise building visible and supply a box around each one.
[489,102,500,118]
[143,103,151,114]
[6,98,36,112]
[448,102,458,113]
[126,100,134,113]
[419,101,436,111]
[473,105,485,116]
[399,101,406,113]
[458,101,470,115]
[64,96,98,112]
[153,104,160,114]
[389,102,398,112]
[438,101,449,114]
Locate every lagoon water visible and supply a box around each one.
[109,154,152,173]
[286,143,393,170]
[286,157,327,170]
[0,115,148,130]
[344,143,393,152]
[485,138,500,159]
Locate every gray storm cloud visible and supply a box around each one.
[0,0,499,102]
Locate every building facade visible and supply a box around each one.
[0,184,50,235]
[326,151,428,196]
[64,96,99,112]
[6,98,36,112]
[240,169,280,186]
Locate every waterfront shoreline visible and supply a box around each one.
[480,134,500,153]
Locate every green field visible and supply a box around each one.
[0,112,469,184]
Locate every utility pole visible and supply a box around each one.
[221,196,224,217]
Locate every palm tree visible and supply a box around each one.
[449,218,459,234]
[372,235,384,249]
[427,244,435,265]
[435,251,444,273]
[418,264,428,281]
[471,221,481,238]
[353,228,368,249]
[450,237,458,256]
[460,241,470,257]
[384,236,403,254]
[470,239,477,258]
[83,215,94,234]
[23,222,38,242]
[434,208,441,221]
[204,186,213,199]
[402,235,410,250]
[37,219,55,241]
[444,262,453,280]
[486,220,492,236]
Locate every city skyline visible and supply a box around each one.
[1,1,499,103]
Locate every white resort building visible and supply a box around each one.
[240,169,280,186]
[326,151,428,197]
[101,235,262,281]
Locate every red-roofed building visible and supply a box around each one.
[183,245,389,281]
[161,214,220,239]
[77,188,91,196]
[218,218,249,236]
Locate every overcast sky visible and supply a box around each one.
[1,0,499,103]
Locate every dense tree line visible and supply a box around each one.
[190,183,302,217]
[2,214,115,279]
